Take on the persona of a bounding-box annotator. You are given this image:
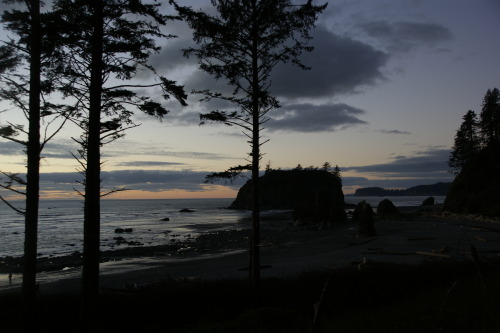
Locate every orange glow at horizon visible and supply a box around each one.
[34,185,238,200]
[107,187,238,200]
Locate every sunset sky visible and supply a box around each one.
[0,0,499,200]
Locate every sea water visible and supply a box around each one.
[0,196,445,259]
[0,198,249,259]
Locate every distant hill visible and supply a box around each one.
[354,182,451,197]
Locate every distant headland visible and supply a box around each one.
[354,182,451,197]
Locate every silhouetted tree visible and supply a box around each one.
[51,0,186,325]
[449,110,480,174]
[0,0,72,324]
[479,87,500,147]
[176,0,326,285]
[294,164,304,171]
[333,164,342,183]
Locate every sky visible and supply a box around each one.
[0,0,499,200]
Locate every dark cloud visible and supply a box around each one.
[344,148,452,177]
[146,20,197,74]
[267,103,367,132]
[378,129,411,135]
[168,25,388,101]
[115,161,185,167]
[0,141,24,156]
[271,27,389,99]
[359,21,453,53]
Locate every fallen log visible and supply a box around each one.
[416,251,450,258]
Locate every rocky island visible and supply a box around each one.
[229,168,347,226]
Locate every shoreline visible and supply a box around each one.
[2,207,500,294]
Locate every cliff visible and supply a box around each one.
[230,169,346,225]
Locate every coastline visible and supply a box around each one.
[2,206,500,294]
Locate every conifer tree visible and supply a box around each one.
[0,0,72,323]
[51,0,186,324]
[176,0,326,285]
[449,110,480,173]
[479,87,500,146]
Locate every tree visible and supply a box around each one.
[449,110,480,174]
[333,164,342,184]
[0,0,73,324]
[176,0,326,285]
[51,0,186,324]
[479,87,500,147]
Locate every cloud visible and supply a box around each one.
[340,148,455,191]
[378,129,411,135]
[165,25,388,102]
[358,21,453,53]
[271,26,389,99]
[115,161,185,167]
[33,170,247,194]
[344,148,452,177]
[146,20,197,74]
[267,103,367,132]
[0,141,24,156]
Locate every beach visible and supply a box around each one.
[2,206,500,295]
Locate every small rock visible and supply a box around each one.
[421,197,435,206]
[179,208,195,213]
[115,228,133,233]
[113,236,126,244]
[377,199,400,220]
[161,217,170,221]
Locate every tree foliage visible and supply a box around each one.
[52,0,187,158]
[449,88,500,174]
[449,110,480,174]
[479,87,500,146]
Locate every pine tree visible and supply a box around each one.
[176,0,326,285]
[0,0,73,323]
[449,110,480,173]
[479,87,500,146]
[51,0,186,325]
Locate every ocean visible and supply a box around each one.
[0,198,248,259]
[0,196,445,259]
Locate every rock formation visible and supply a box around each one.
[421,197,435,206]
[229,169,346,225]
[353,201,376,237]
[376,199,400,220]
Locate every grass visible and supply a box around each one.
[1,260,499,332]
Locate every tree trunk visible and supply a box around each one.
[250,0,260,286]
[81,0,104,328]
[21,0,41,325]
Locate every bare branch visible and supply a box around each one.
[0,195,26,215]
